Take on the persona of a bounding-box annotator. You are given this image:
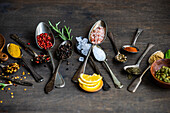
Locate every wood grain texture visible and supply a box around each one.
[0,0,170,113]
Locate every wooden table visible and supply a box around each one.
[0,0,170,113]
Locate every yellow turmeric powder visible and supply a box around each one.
[8,43,21,58]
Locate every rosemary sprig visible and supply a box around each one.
[49,21,73,41]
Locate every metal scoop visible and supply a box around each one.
[0,34,8,61]
[128,50,162,92]
[45,40,72,93]
[124,43,154,74]
[92,45,123,89]
[108,32,127,63]
[7,43,43,82]
[122,28,143,53]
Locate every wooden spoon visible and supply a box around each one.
[0,34,8,61]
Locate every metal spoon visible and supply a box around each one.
[128,50,162,92]
[73,38,111,91]
[45,40,72,93]
[108,32,127,63]
[122,28,143,53]
[92,45,123,89]
[7,43,44,82]
[71,20,107,82]
[124,43,154,73]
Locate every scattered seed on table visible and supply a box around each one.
[0,101,2,103]
[2,73,4,75]
[2,88,4,90]
[11,95,14,98]
[28,72,30,75]
[8,88,10,90]
[24,88,27,91]
[27,43,30,45]
[22,72,25,75]
[11,92,13,95]
[20,78,22,80]
[24,77,26,79]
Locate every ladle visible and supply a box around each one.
[128,50,161,92]
[124,43,154,73]
[72,38,111,91]
[71,20,107,82]
[92,45,123,89]
[0,34,8,61]
[108,32,127,63]
[45,40,72,93]
[122,29,143,53]
[7,43,43,82]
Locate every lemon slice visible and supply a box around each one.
[79,80,103,92]
[80,73,102,84]
[78,78,99,87]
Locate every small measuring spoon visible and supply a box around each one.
[73,38,111,91]
[122,29,143,53]
[128,51,163,92]
[124,43,154,74]
[10,34,50,64]
[45,40,72,93]
[0,34,8,61]
[72,20,107,81]
[108,32,127,63]
[7,43,43,82]
[92,45,123,89]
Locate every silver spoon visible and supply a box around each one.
[108,32,127,63]
[122,28,143,53]
[124,43,154,74]
[72,20,107,82]
[7,43,44,82]
[45,40,72,93]
[128,50,162,92]
[92,45,123,89]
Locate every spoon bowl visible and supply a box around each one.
[122,45,139,54]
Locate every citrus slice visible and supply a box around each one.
[80,73,102,84]
[79,80,103,92]
[78,78,99,87]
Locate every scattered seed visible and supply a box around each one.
[22,72,25,75]
[27,43,30,45]
[24,88,27,91]
[28,73,30,75]
[0,101,3,103]
[11,95,14,98]
[20,78,22,80]
[8,88,10,90]
[24,77,26,79]
[11,92,13,95]
[1,88,4,90]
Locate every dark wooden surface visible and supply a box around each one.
[0,0,170,113]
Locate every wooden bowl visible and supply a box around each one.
[150,59,170,88]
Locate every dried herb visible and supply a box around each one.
[49,21,73,41]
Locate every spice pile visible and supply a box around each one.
[57,42,72,59]
[37,33,53,49]
[155,66,170,83]
[90,26,105,44]
[3,63,20,74]
[8,43,21,58]
[123,46,138,53]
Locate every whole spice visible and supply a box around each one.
[124,47,138,53]
[165,49,170,59]
[8,43,21,58]
[149,51,164,64]
[3,63,20,74]
[37,33,53,49]
[155,66,170,83]
[126,67,141,75]
[115,54,127,62]
[57,43,72,59]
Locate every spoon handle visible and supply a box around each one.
[108,32,119,54]
[10,34,38,57]
[103,61,123,89]
[132,29,143,46]
[72,47,92,83]
[89,56,111,91]
[128,65,151,93]
[45,60,62,93]
[136,43,154,66]
[47,49,55,73]
[21,57,44,82]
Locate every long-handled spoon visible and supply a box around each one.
[108,32,127,63]
[128,51,162,92]
[45,40,72,93]
[7,43,43,82]
[72,20,107,82]
[122,28,143,53]
[124,43,154,73]
[92,45,123,89]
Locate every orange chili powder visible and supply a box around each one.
[124,47,138,52]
